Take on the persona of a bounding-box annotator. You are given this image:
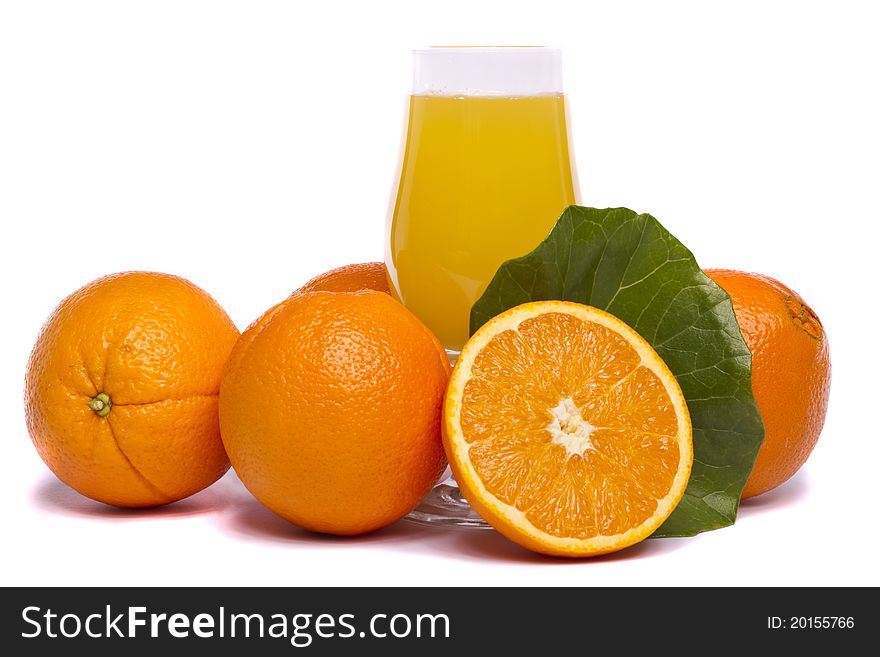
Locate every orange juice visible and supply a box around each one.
[386,93,578,350]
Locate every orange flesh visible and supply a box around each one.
[459,313,681,538]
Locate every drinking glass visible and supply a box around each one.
[386,47,579,526]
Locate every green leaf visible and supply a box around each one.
[471,206,764,537]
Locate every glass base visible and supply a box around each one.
[405,473,492,529]
[404,348,492,529]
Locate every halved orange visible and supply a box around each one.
[444,301,693,557]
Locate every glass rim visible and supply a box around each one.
[411,46,563,95]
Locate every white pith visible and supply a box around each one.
[546,397,596,458]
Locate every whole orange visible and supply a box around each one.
[25,272,240,507]
[219,290,449,535]
[705,269,831,498]
[296,262,390,295]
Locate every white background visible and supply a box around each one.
[1,0,878,586]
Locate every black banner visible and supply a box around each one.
[0,587,870,654]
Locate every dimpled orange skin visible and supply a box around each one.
[705,269,831,498]
[219,290,450,536]
[296,262,448,366]
[24,272,240,507]
[296,262,391,295]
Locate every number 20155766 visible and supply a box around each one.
[767,617,855,630]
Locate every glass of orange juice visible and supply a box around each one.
[386,47,579,526]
